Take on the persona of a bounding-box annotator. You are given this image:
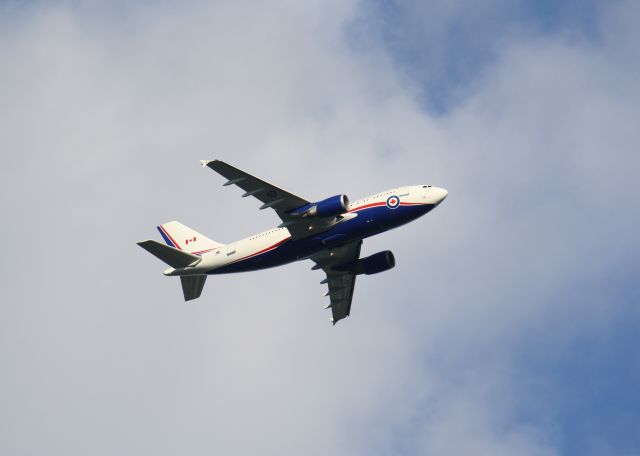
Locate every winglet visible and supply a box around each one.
[200,160,211,167]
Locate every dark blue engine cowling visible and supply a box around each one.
[312,194,349,217]
[354,251,395,275]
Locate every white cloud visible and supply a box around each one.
[1,1,638,455]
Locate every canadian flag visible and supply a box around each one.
[185,237,197,244]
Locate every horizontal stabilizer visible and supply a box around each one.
[137,240,201,268]
[181,275,207,301]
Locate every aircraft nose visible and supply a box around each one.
[433,187,448,204]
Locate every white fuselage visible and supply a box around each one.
[164,185,447,277]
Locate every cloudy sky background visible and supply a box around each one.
[1,0,639,454]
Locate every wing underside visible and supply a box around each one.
[311,240,362,325]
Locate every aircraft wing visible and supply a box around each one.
[310,240,362,325]
[203,159,309,216]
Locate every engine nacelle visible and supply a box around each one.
[305,194,349,218]
[354,251,396,275]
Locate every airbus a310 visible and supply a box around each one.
[138,160,447,324]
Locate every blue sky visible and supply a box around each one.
[1,1,639,455]
[350,0,607,113]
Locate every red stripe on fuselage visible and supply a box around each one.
[348,201,387,212]
[229,236,292,265]
[348,201,425,211]
[190,248,214,255]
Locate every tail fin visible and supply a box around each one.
[157,221,223,254]
[181,275,207,301]
[137,240,201,268]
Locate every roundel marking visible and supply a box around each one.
[386,195,400,209]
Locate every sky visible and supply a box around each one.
[1,0,639,455]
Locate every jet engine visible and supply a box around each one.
[299,194,349,218]
[332,250,396,275]
[354,251,395,275]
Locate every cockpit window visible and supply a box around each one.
[422,185,432,188]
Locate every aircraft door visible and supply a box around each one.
[398,186,410,197]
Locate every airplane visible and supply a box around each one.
[137,160,448,325]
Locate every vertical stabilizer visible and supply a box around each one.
[157,221,223,254]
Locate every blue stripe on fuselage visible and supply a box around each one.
[208,203,434,274]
